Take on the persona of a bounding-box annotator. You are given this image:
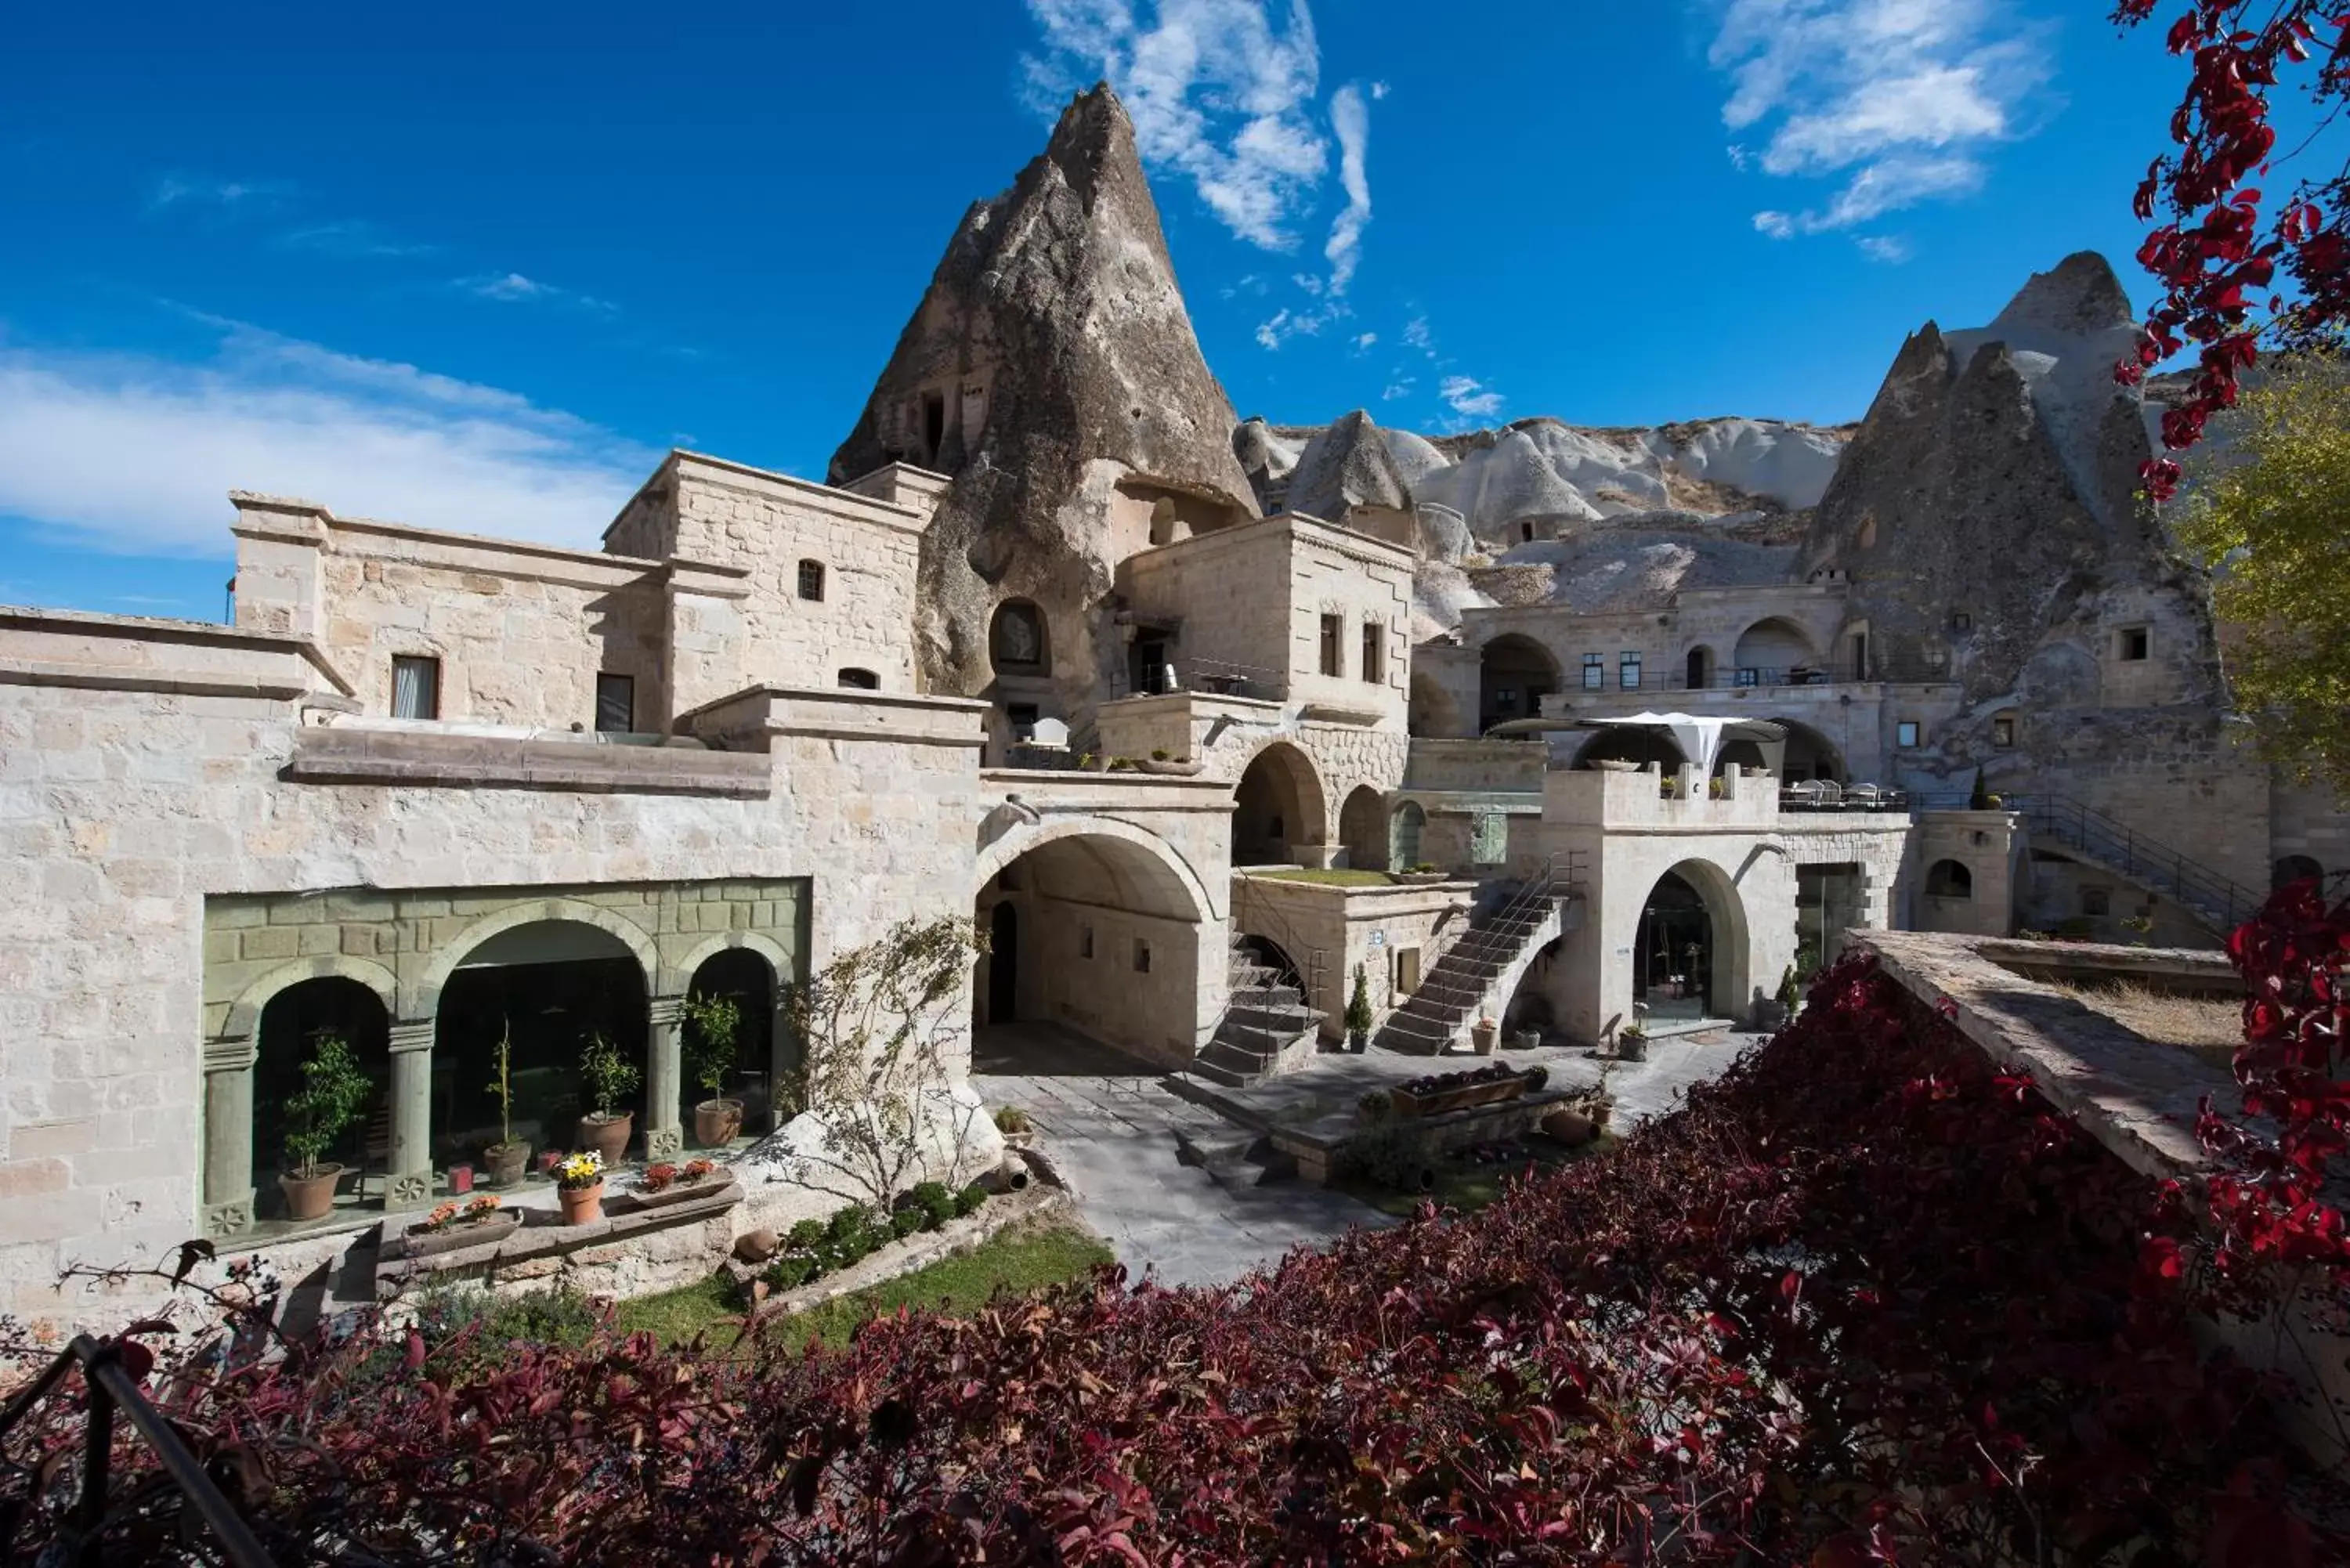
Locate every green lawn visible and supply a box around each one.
[613,1219,1114,1355]
[1248,869,1404,887]
[1337,1133,1622,1219]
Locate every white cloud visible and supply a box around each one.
[1324,82,1372,294]
[0,320,656,557]
[1255,299,1348,349]
[1440,374,1503,418]
[1401,315,1433,352]
[1024,0,1330,250]
[278,221,437,259]
[1381,379,1414,400]
[1856,233,1914,263]
[1707,0,2048,240]
[150,175,287,210]
[1353,331,1377,349]
[1254,308,1293,349]
[460,273,618,313]
[1369,80,1390,99]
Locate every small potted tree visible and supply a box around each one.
[553,1150,606,1226]
[1470,1015,1499,1055]
[575,1031,640,1165]
[481,1021,530,1189]
[1344,963,1374,1053]
[278,1031,371,1222]
[682,992,743,1148]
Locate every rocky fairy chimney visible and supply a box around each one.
[830,83,1260,699]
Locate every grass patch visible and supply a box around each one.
[1249,869,1404,887]
[1337,1133,1622,1219]
[613,1219,1113,1356]
[2052,980,2242,1071]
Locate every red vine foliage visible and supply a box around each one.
[0,957,2337,1564]
[2200,872,2350,1287]
[2113,2,2350,497]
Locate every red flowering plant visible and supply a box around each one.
[0,956,2336,1563]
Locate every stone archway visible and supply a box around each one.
[1764,716,1848,783]
[1232,742,1329,868]
[1338,786,1386,871]
[1632,859,1751,1028]
[974,817,1224,1068]
[248,976,392,1223]
[1732,617,1819,681]
[1479,634,1559,733]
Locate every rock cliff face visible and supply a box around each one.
[1802,251,2218,705]
[829,84,1258,701]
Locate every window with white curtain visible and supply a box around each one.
[391,656,439,720]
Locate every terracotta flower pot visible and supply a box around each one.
[1470,1023,1498,1056]
[557,1180,605,1227]
[483,1140,531,1189]
[277,1164,346,1222]
[577,1111,633,1165]
[694,1098,743,1149]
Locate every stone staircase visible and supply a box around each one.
[1374,863,1571,1056]
[2006,793,2261,937]
[1190,933,1323,1088]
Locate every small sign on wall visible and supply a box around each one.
[1367,931,1386,948]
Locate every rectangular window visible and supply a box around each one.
[1079,924,1094,960]
[1734,667,1762,688]
[1992,715,2016,748]
[1582,653,1604,691]
[2082,887,2111,917]
[1619,652,1642,691]
[391,655,439,720]
[1495,688,1520,716]
[2119,627,2150,661]
[1394,946,1421,996]
[595,673,635,734]
[796,559,826,602]
[1896,720,1920,749]
[1320,614,1344,677]
[1361,622,1384,685]
[1133,939,1152,974]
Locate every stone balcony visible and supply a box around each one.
[285,720,772,797]
[1542,763,1782,830]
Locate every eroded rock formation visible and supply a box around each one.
[829,84,1258,702]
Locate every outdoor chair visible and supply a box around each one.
[1781,779,1826,807]
[1845,782,1883,808]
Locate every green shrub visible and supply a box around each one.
[785,1218,826,1252]
[1358,1090,1392,1125]
[891,1209,925,1240]
[910,1180,956,1229]
[954,1183,987,1217]
[992,1105,1033,1136]
[762,1252,819,1292]
[1336,1127,1434,1192]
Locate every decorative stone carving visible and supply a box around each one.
[645,1126,683,1162]
[385,1171,432,1209]
[201,1198,254,1239]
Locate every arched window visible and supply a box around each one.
[1925,859,1974,898]
[2274,854,2324,891]
[836,668,880,691]
[989,600,1047,673]
[796,560,826,602]
[1391,801,1426,869]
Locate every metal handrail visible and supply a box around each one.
[1230,877,1329,1060]
[0,1334,271,1566]
[1379,857,1564,1047]
[2005,792,2261,933]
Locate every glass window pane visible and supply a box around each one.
[595,674,634,734]
[392,656,438,720]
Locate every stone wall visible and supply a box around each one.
[1910,810,2025,938]
[0,627,989,1334]
[1231,874,1477,1040]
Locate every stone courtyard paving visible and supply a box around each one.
[972,1021,1765,1290]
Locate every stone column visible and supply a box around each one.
[201,1035,258,1237]
[645,997,685,1162]
[385,1021,437,1209]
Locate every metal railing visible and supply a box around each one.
[0,1334,271,1566]
[2005,793,2261,934]
[1108,656,1285,703]
[1377,855,1569,1051]
[1228,878,1328,1063]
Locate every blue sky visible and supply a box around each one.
[0,1,2193,619]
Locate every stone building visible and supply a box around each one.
[3,84,2342,1332]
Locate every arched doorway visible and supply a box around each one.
[251,977,390,1218]
[1233,742,1327,867]
[1391,801,1427,870]
[1632,862,1747,1027]
[2275,854,2324,891]
[1479,634,1559,733]
[684,947,779,1134]
[987,901,1018,1025]
[432,919,651,1169]
[1766,717,1848,783]
[1339,786,1386,870]
[972,823,1219,1068]
[1685,646,1715,690]
[1731,618,1820,684]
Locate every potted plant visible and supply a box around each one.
[1775,963,1803,1021]
[1344,963,1374,1053]
[1138,748,1204,777]
[1470,1016,1499,1055]
[992,1105,1034,1148]
[554,1150,606,1225]
[1618,1026,1649,1063]
[1399,862,1446,885]
[392,1193,519,1260]
[278,1030,371,1222]
[682,992,743,1149]
[481,1021,530,1189]
[576,1031,640,1165]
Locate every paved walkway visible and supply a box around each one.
[974,1023,1396,1289]
[971,1022,1766,1290]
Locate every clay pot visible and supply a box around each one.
[1618,1034,1649,1063]
[277,1164,346,1223]
[577,1111,633,1165]
[556,1181,605,1227]
[1470,1023,1499,1056]
[733,1227,779,1264]
[694,1098,743,1149]
[483,1140,531,1190]
[1542,1108,1596,1147]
